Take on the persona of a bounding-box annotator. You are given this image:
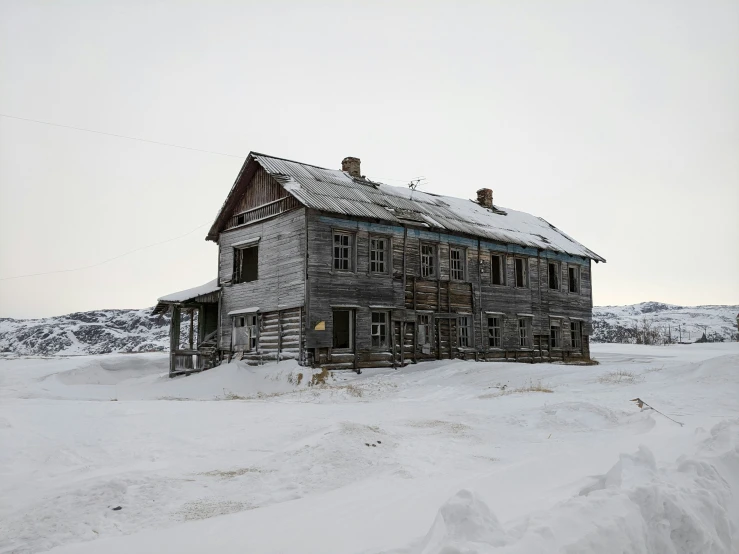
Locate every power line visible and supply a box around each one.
[0,221,210,282]
[0,113,244,158]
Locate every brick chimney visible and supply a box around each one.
[477,188,493,208]
[342,157,361,178]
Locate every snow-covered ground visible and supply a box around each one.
[1,343,738,553]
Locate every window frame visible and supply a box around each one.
[232,314,258,351]
[457,315,472,348]
[369,235,390,274]
[549,318,562,349]
[420,242,437,279]
[449,247,466,281]
[570,321,582,349]
[547,261,560,290]
[233,244,259,284]
[370,311,390,349]
[514,257,528,288]
[491,253,506,286]
[568,265,581,294]
[417,313,432,348]
[518,317,532,348]
[487,316,502,348]
[332,230,355,273]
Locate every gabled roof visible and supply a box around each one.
[208,152,605,263]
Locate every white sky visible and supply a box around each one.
[1,0,737,319]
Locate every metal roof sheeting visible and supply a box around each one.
[212,152,605,262]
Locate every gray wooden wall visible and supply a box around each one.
[217,208,306,350]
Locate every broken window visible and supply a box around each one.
[233,245,258,284]
[371,312,388,348]
[548,262,559,290]
[487,317,501,348]
[568,265,580,293]
[333,310,353,349]
[370,237,387,273]
[570,321,582,349]
[450,248,465,280]
[333,232,352,271]
[550,319,561,348]
[233,314,258,351]
[417,314,431,347]
[518,318,531,347]
[421,243,436,278]
[514,258,528,288]
[491,254,505,285]
[458,316,471,348]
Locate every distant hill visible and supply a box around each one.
[1,302,736,356]
[592,302,738,343]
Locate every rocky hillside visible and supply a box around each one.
[0,309,173,356]
[592,302,738,343]
[1,302,736,356]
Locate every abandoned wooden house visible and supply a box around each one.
[154,152,605,376]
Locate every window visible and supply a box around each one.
[491,254,505,285]
[370,237,388,273]
[548,262,559,290]
[233,245,258,284]
[518,318,531,347]
[550,319,562,348]
[333,232,352,271]
[417,314,431,346]
[568,265,580,293]
[570,321,582,349]
[450,248,465,280]
[458,316,471,348]
[233,314,258,351]
[333,310,353,349]
[514,258,528,288]
[421,244,436,278]
[371,312,388,348]
[487,317,501,348]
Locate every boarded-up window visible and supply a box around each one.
[548,262,559,290]
[487,317,501,348]
[421,244,436,278]
[233,246,258,284]
[333,233,352,271]
[458,316,471,348]
[570,321,582,349]
[550,319,561,348]
[371,312,388,348]
[370,237,387,273]
[491,254,505,285]
[450,248,464,280]
[568,265,580,293]
[515,258,528,288]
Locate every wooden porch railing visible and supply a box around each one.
[229,196,299,229]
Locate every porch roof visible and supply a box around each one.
[152,279,220,315]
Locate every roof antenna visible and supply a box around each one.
[408,177,425,191]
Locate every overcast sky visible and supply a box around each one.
[1,0,737,319]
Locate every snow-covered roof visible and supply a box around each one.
[152,279,220,315]
[210,152,606,263]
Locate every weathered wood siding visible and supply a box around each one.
[304,211,594,362]
[218,208,306,350]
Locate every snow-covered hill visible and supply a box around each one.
[593,302,738,343]
[1,302,736,356]
[0,309,172,356]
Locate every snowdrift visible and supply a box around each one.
[413,421,739,553]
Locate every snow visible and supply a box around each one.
[1,343,738,553]
[157,279,219,303]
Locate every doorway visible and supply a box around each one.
[332,310,354,350]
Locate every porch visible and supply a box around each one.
[152,279,221,377]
